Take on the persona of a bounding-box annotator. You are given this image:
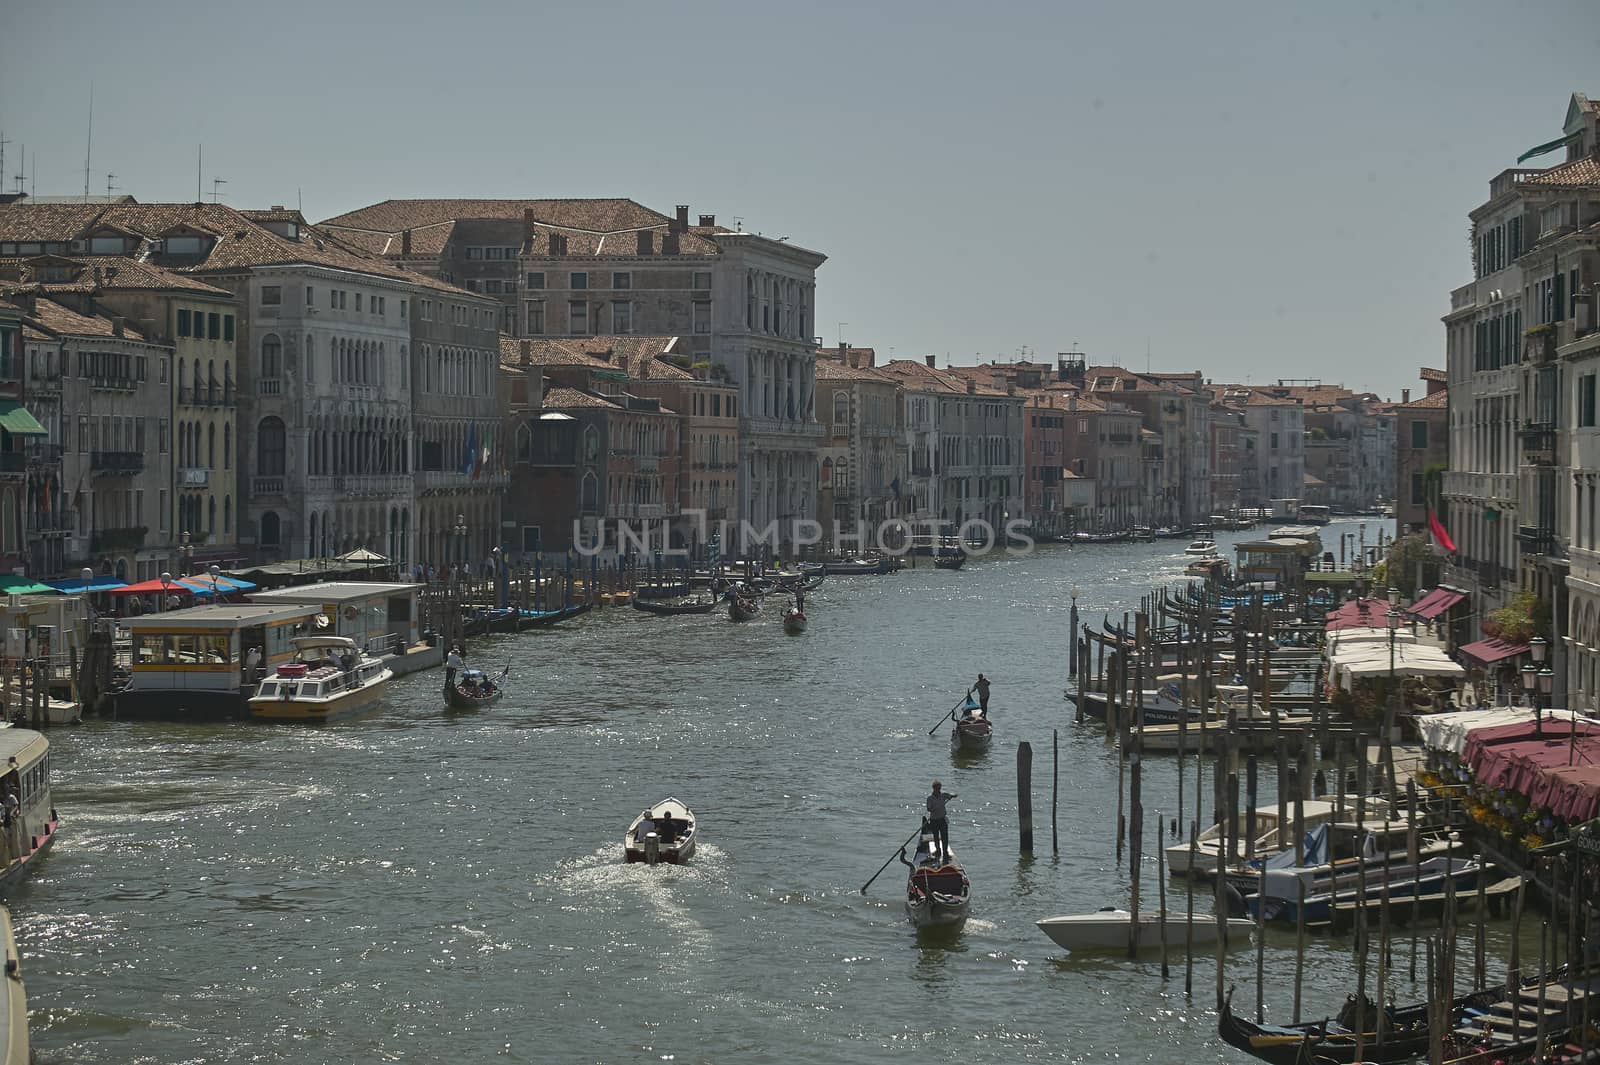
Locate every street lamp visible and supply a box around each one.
[1522,662,1539,727]
[159,570,172,614]
[177,530,193,576]
[1529,636,1549,736]
[453,513,468,578]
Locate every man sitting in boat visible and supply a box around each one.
[634,811,656,842]
[655,812,677,844]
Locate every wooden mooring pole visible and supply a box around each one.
[1017,741,1034,854]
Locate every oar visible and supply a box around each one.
[861,825,924,895]
[927,693,972,734]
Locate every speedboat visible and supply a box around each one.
[1037,908,1254,953]
[902,831,970,930]
[247,635,392,722]
[1185,539,1218,555]
[623,798,697,865]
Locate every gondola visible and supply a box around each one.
[782,607,807,634]
[824,556,893,575]
[462,607,515,637]
[932,553,966,570]
[633,596,719,616]
[635,579,693,600]
[445,667,506,710]
[901,828,970,930]
[950,699,992,753]
[517,600,592,630]
[1217,984,1505,1065]
[623,798,697,865]
[728,595,760,621]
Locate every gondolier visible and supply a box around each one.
[445,646,463,688]
[925,781,957,860]
[974,673,991,715]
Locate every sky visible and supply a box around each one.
[2,0,1596,400]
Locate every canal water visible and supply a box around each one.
[18,519,1494,1065]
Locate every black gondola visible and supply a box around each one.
[516,600,593,630]
[445,668,506,710]
[1217,984,1502,1065]
[728,595,760,621]
[933,554,966,570]
[633,597,719,616]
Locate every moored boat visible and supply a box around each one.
[632,596,718,616]
[623,798,697,864]
[901,831,970,930]
[1184,539,1218,555]
[824,556,894,575]
[247,635,392,722]
[782,608,807,634]
[445,667,505,710]
[932,553,966,570]
[0,905,27,1065]
[1036,908,1255,953]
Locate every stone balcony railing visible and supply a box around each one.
[415,469,509,492]
[306,474,414,499]
[251,476,285,496]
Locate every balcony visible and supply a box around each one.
[251,476,285,496]
[1518,421,1557,459]
[90,525,148,552]
[179,467,210,487]
[1477,558,1499,590]
[90,376,137,392]
[306,474,413,499]
[91,451,144,475]
[26,444,62,465]
[258,378,283,396]
[1518,524,1561,557]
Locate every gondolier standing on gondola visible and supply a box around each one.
[926,781,957,861]
[974,673,991,716]
[445,646,463,689]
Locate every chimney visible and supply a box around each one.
[1069,393,1078,412]
[924,354,936,368]
[111,315,125,337]
[966,379,976,395]
[1007,383,1016,396]
[522,208,536,248]
[271,205,285,211]
[675,205,689,233]
[662,230,679,255]
[519,339,531,367]
[698,214,715,228]
[401,229,413,255]
[636,230,654,255]
[1401,388,1411,404]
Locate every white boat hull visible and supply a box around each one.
[1036,910,1255,952]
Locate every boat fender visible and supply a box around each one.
[1222,882,1247,918]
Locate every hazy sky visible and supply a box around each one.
[2,1,1596,399]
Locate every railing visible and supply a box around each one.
[251,476,285,496]
[1518,524,1557,555]
[365,632,402,657]
[1518,423,1557,454]
[90,525,148,551]
[258,379,282,396]
[26,444,63,464]
[1450,283,1477,312]
[90,450,144,474]
[1488,168,1547,198]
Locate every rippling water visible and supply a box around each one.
[17,518,1512,1065]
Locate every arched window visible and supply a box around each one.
[832,393,848,430]
[224,424,232,469]
[207,495,217,535]
[584,425,599,462]
[581,471,599,513]
[260,511,281,546]
[206,359,215,402]
[257,417,286,476]
[820,457,833,487]
[260,334,282,379]
[224,496,232,534]
[516,422,532,461]
[178,360,188,397]
[207,424,216,468]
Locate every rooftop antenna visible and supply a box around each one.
[82,82,93,201]
[837,322,848,346]
[196,145,202,203]
[0,131,9,200]
[210,177,227,203]
[1146,339,1150,373]
[106,172,117,198]
[12,143,23,196]
[297,187,303,214]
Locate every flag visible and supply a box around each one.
[1428,508,1456,554]
[472,445,488,481]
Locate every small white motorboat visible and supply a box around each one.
[623,798,697,865]
[1036,908,1255,953]
[902,831,970,930]
[1184,539,1218,556]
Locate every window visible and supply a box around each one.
[260,334,282,379]
[1581,374,1597,428]
[693,271,712,290]
[486,247,504,260]
[1270,432,1279,450]
[466,247,484,260]
[526,303,545,335]
[1410,420,1429,450]
[354,293,362,312]
[485,280,503,294]
[158,419,169,454]
[177,309,192,337]
[525,272,546,290]
[257,417,287,476]
[223,315,234,342]
[260,285,281,305]
[207,312,220,340]
[570,272,588,290]
[612,271,631,290]
[612,301,632,335]
[569,301,588,334]
[693,300,711,334]
[1411,473,1426,505]
[399,299,407,317]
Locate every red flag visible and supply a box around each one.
[1428,508,1456,553]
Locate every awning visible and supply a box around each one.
[176,575,256,595]
[0,401,47,437]
[45,576,128,593]
[0,576,58,595]
[1407,588,1466,621]
[1458,637,1529,668]
[109,578,201,596]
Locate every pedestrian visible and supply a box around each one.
[445,645,463,688]
[244,645,262,684]
[925,780,957,860]
[974,673,991,715]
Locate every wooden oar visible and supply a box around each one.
[928,693,972,735]
[861,826,924,894]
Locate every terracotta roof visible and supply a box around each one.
[22,297,148,340]
[1523,156,1600,187]
[1397,389,1449,410]
[814,354,894,383]
[0,255,231,296]
[542,386,622,410]
[880,359,1010,396]
[239,208,306,224]
[496,335,685,378]
[497,336,613,371]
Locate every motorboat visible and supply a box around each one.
[445,667,505,710]
[824,556,894,576]
[1186,556,1229,578]
[623,798,697,865]
[1185,540,1218,555]
[1036,908,1255,953]
[247,635,392,722]
[0,905,27,1065]
[1165,798,1382,879]
[0,729,59,894]
[932,552,966,570]
[782,607,807,634]
[901,831,970,930]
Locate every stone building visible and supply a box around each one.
[1394,369,1450,535]
[814,345,905,541]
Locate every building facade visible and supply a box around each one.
[1394,370,1450,535]
[814,345,905,541]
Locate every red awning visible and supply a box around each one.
[1407,588,1466,620]
[1324,597,1393,632]
[1458,637,1529,668]
[1528,764,1600,822]
[108,578,201,597]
